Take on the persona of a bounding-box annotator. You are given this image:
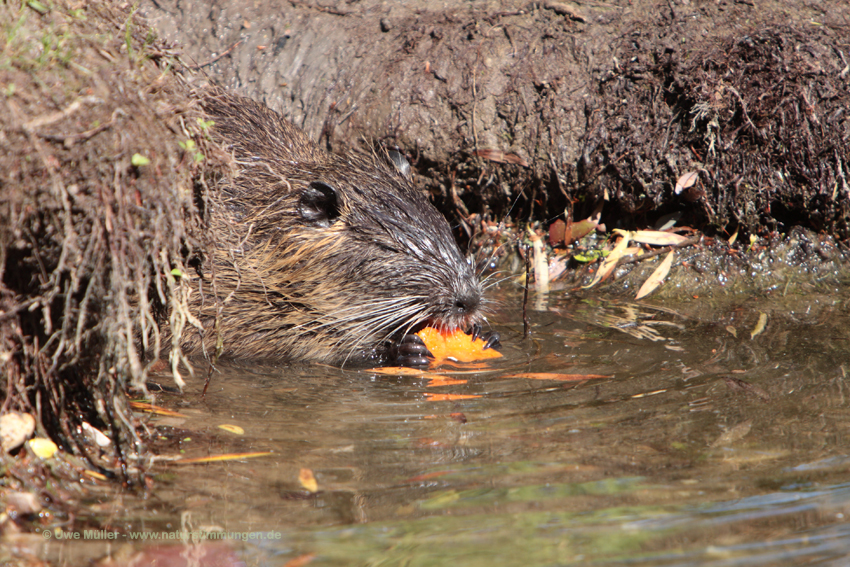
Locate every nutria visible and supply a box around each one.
[176,88,497,366]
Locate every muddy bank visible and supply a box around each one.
[0,1,213,483]
[141,0,850,241]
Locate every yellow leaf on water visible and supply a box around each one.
[130,401,187,417]
[218,424,244,435]
[28,438,58,459]
[299,468,318,493]
[176,451,273,464]
[83,469,108,481]
[636,250,675,300]
[750,312,767,339]
[631,230,689,246]
[584,232,631,288]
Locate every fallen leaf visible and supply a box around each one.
[631,230,689,246]
[417,327,503,363]
[635,250,675,300]
[450,412,467,423]
[284,554,317,567]
[130,401,187,417]
[368,367,431,376]
[81,422,111,447]
[4,491,41,514]
[299,468,318,493]
[531,231,549,292]
[176,451,273,464]
[505,373,611,381]
[674,171,699,194]
[427,377,468,387]
[423,393,482,401]
[83,469,108,481]
[584,232,630,288]
[131,153,150,167]
[750,312,767,339]
[631,389,667,398]
[0,411,36,452]
[28,438,58,459]
[564,217,599,245]
[548,220,566,246]
[406,470,455,482]
[218,424,245,435]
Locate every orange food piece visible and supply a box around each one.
[415,327,502,363]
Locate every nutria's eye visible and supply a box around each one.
[299,182,340,227]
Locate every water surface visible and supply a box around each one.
[40,290,850,565]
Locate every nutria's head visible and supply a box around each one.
[183,89,486,364]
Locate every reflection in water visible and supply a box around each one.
[38,290,850,565]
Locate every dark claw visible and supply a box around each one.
[467,325,501,351]
[482,331,501,351]
[394,333,433,367]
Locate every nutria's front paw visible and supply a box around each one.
[394,333,433,366]
[470,324,501,350]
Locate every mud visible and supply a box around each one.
[141,0,850,240]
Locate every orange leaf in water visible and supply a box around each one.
[284,554,317,567]
[424,393,482,401]
[299,468,318,493]
[130,401,187,417]
[367,366,431,376]
[427,377,468,387]
[416,327,503,363]
[406,470,455,482]
[506,373,612,381]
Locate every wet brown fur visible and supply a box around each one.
[178,88,485,364]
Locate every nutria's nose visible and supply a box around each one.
[453,292,480,315]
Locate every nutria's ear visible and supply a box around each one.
[387,150,411,178]
[299,182,340,227]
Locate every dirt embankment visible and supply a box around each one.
[142,0,850,241]
[1,1,214,482]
